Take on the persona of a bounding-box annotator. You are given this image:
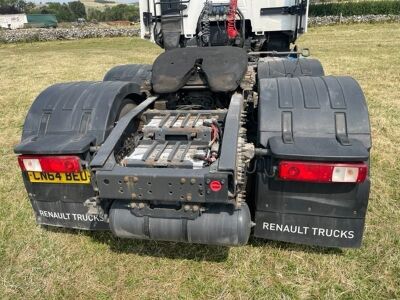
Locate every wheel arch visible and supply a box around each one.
[14,81,143,155]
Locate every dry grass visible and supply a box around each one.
[0,23,399,299]
[81,0,118,11]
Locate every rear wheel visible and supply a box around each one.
[116,99,138,120]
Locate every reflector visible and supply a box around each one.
[209,180,222,192]
[278,161,367,183]
[18,155,82,173]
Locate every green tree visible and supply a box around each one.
[0,0,26,14]
[24,1,35,13]
[68,1,86,19]
[88,8,105,22]
[47,2,75,22]
[87,4,139,22]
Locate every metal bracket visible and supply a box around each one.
[335,113,351,146]
[260,4,306,16]
[282,112,294,144]
[84,197,105,216]
[130,204,200,220]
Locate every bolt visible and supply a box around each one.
[186,193,192,201]
[184,205,190,211]
[133,176,139,183]
[130,202,137,208]
[206,179,211,184]
[190,178,196,185]
[180,178,186,184]
[138,202,145,209]
[124,176,129,183]
[192,205,199,212]
[131,193,137,199]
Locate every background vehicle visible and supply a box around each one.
[15,0,371,248]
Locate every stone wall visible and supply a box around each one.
[1,15,399,43]
[0,27,139,43]
[309,14,400,26]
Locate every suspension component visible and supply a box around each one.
[200,1,211,46]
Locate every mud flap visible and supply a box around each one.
[31,200,109,230]
[253,173,370,248]
[254,211,365,248]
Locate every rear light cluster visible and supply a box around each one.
[278,161,367,183]
[18,155,82,173]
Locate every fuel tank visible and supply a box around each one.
[109,201,252,246]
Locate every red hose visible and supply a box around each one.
[227,0,238,40]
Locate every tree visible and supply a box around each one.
[68,1,86,19]
[87,4,139,22]
[0,0,27,14]
[47,2,75,22]
[87,8,104,22]
[24,1,35,13]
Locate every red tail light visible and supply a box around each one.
[18,155,82,173]
[278,161,368,183]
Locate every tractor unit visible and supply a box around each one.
[15,0,371,248]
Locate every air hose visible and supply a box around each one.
[227,0,238,40]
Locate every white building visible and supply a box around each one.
[0,14,28,29]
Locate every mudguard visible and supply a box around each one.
[258,58,324,80]
[103,64,152,86]
[15,81,142,154]
[15,81,143,230]
[255,76,371,248]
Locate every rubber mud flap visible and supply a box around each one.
[254,211,365,248]
[31,200,109,230]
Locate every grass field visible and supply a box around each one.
[81,0,118,11]
[0,23,399,299]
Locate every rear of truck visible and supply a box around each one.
[14,0,371,248]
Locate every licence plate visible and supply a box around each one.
[27,171,91,184]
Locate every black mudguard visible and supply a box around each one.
[258,58,325,80]
[103,64,152,86]
[15,81,143,230]
[15,81,143,154]
[254,76,371,248]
